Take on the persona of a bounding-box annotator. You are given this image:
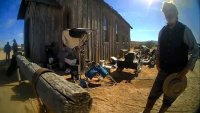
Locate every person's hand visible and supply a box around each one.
[156,63,160,71]
[156,58,160,71]
[177,67,190,79]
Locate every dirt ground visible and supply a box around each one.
[0,51,39,113]
[0,50,200,113]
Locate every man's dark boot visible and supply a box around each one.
[143,99,156,113]
[158,104,170,113]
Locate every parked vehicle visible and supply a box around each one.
[141,49,157,68]
[138,45,157,68]
[117,51,142,75]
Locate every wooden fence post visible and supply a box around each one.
[16,55,92,113]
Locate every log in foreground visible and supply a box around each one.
[16,55,92,113]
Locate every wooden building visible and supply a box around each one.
[18,0,132,65]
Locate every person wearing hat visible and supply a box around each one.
[143,2,199,113]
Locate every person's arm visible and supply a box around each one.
[3,46,6,52]
[156,30,162,71]
[178,27,199,78]
[184,27,199,70]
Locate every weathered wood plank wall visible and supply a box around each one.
[25,0,131,64]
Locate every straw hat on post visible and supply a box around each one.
[163,73,187,98]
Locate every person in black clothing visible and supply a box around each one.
[4,42,11,61]
[143,2,199,113]
[12,39,18,55]
[65,48,79,80]
[45,42,57,64]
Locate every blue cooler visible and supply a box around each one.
[85,68,98,79]
[95,66,109,78]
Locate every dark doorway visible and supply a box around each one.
[24,18,30,58]
[63,9,71,30]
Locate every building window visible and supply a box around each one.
[127,36,130,43]
[63,10,71,30]
[115,23,119,42]
[103,16,109,42]
[123,36,126,44]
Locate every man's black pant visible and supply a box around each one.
[148,70,177,107]
[6,53,10,61]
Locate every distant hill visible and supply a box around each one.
[130,40,158,49]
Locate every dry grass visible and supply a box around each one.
[88,61,200,113]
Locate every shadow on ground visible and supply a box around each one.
[110,70,138,83]
[11,82,35,101]
[88,83,102,88]
[0,60,18,85]
[0,60,35,102]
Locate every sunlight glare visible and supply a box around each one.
[146,0,155,10]
[148,0,154,7]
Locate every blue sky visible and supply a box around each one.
[0,0,199,47]
[0,0,23,47]
[105,0,200,42]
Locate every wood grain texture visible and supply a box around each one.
[16,55,92,113]
[23,0,131,64]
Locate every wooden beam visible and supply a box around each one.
[16,55,92,113]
